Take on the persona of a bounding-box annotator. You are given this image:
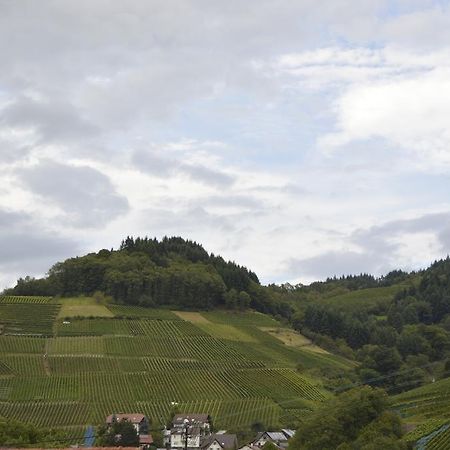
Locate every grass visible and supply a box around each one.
[57,297,114,318]
[108,305,181,320]
[202,310,281,326]
[319,285,405,312]
[196,323,258,342]
[260,327,328,354]
[174,311,211,323]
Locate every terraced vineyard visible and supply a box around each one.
[0,296,353,433]
[426,425,450,449]
[0,302,60,335]
[392,377,450,446]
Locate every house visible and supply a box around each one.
[280,430,295,440]
[238,445,260,450]
[105,413,152,448]
[252,430,295,449]
[168,414,211,449]
[139,434,154,449]
[106,413,149,435]
[201,434,238,450]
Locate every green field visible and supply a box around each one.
[0,296,354,433]
[318,285,407,312]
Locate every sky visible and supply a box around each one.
[2,0,450,289]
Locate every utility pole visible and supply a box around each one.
[183,419,189,450]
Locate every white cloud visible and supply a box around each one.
[2,1,450,287]
[320,67,450,168]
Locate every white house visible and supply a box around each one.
[169,413,211,449]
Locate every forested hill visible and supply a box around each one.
[5,236,289,315]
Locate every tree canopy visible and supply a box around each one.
[288,387,406,450]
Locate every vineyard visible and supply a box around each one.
[0,295,353,436]
[425,425,450,450]
[392,377,450,446]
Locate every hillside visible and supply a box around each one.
[0,295,353,440]
[391,377,450,447]
[2,238,450,447]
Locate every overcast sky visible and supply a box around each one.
[2,0,450,289]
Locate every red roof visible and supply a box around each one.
[139,435,154,445]
[106,413,146,424]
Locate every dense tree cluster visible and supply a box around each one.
[5,236,292,318]
[289,386,406,450]
[96,418,139,447]
[290,260,450,393]
[0,418,69,447]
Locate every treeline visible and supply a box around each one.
[5,236,293,318]
[290,259,450,393]
[270,270,412,300]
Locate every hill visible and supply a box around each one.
[2,237,449,447]
[5,236,292,320]
[0,295,354,441]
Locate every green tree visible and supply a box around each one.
[97,419,139,447]
[288,386,404,450]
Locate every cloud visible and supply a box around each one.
[262,45,450,170]
[0,209,79,289]
[288,211,450,281]
[1,96,99,144]
[2,1,450,288]
[132,149,235,188]
[16,161,129,227]
[320,68,450,168]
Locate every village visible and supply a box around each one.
[104,412,296,450]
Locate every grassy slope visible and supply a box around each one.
[318,284,407,312]
[0,296,353,434]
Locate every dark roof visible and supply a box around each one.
[173,413,210,424]
[202,434,238,450]
[106,413,146,424]
[254,432,288,443]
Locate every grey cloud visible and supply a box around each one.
[180,163,234,187]
[250,183,309,196]
[0,209,79,289]
[133,149,235,188]
[353,212,450,253]
[0,1,388,132]
[132,150,173,176]
[288,211,450,281]
[139,206,236,234]
[288,250,385,280]
[201,194,263,210]
[1,96,99,143]
[17,161,129,227]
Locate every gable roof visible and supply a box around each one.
[254,432,288,443]
[139,434,154,445]
[106,413,146,424]
[281,429,295,439]
[202,434,237,449]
